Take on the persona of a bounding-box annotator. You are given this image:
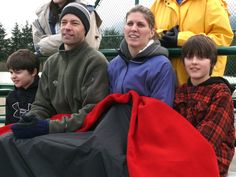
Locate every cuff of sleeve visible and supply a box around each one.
[49,119,66,133]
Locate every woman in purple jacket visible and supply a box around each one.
[108,5,176,106]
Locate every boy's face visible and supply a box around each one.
[184,56,211,85]
[9,69,37,89]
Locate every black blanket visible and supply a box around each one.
[0,104,131,177]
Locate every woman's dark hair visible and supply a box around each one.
[181,34,217,74]
[6,49,40,75]
[49,0,75,25]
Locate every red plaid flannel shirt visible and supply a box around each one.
[174,79,235,177]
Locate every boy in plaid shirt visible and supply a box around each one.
[174,35,235,177]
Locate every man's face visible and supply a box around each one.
[60,14,86,50]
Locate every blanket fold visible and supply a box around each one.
[0,91,219,177]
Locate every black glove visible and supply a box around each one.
[159,25,179,48]
[11,115,49,139]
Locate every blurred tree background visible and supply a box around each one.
[0,21,34,62]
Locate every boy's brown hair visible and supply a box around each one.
[181,35,217,74]
[6,49,40,75]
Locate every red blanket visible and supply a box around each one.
[0,91,220,177]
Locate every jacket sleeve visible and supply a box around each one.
[32,17,62,57]
[197,94,234,145]
[32,19,46,48]
[177,0,233,76]
[32,20,62,57]
[37,34,62,56]
[84,10,102,50]
[49,54,109,133]
[178,0,233,46]
[196,93,235,175]
[150,61,176,107]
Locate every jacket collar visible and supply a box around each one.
[187,77,235,94]
[118,39,169,63]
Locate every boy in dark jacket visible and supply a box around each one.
[5,49,40,125]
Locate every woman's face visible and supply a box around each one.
[124,12,154,53]
[53,0,67,7]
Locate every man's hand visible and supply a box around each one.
[11,116,49,139]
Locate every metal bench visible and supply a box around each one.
[0,85,14,123]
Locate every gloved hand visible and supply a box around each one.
[19,114,38,123]
[159,25,179,48]
[11,115,49,139]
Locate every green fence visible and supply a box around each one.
[100,46,236,57]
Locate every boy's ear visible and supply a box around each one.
[32,68,38,77]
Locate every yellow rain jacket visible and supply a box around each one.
[151,0,234,85]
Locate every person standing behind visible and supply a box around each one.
[174,35,235,177]
[150,0,234,85]
[32,0,102,56]
[11,3,109,138]
[108,5,176,107]
[5,49,40,125]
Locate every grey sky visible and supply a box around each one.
[0,0,49,36]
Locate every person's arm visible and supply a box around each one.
[196,92,234,175]
[196,94,234,148]
[178,0,233,46]
[32,2,63,57]
[178,0,233,76]
[32,20,62,57]
[107,57,118,94]
[32,19,47,48]
[84,10,102,50]
[37,34,63,56]
[150,61,176,107]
